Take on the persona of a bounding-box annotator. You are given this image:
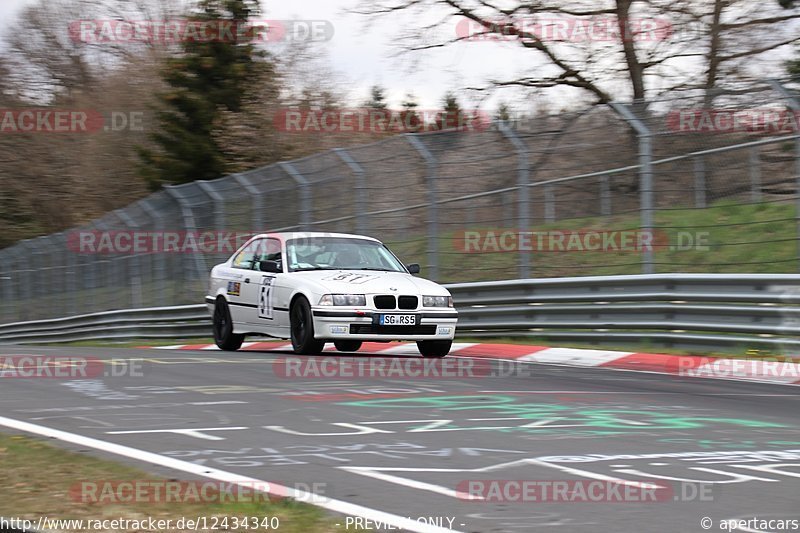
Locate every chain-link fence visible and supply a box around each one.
[2,79,800,323]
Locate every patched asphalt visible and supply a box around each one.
[1,344,799,533]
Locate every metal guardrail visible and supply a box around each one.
[2,274,800,352]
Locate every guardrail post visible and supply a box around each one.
[693,156,707,208]
[165,186,208,281]
[406,134,439,281]
[499,122,531,278]
[279,162,313,231]
[769,80,800,272]
[609,102,654,275]
[333,148,368,235]
[232,173,264,231]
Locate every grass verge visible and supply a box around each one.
[0,433,342,532]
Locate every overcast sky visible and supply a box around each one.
[0,0,531,110]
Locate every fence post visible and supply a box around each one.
[600,176,611,217]
[139,199,168,307]
[333,148,368,235]
[165,186,208,283]
[694,156,707,208]
[406,134,439,281]
[232,173,264,231]
[115,209,143,309]
[769,80,800,272]
[0,250,15,323]
[749,145,762,202]
[544,186,555,223]
[279,162,313,231]
[609,102,654,275]
[499,123,531,278]
[13,241,33,321]
[197,181,227,233]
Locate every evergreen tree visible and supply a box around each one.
[436,91,468,131]
[495,102,511,123]
[138,0,267,190]
[400,92,422,133]
[366,85,388,110]
[788,45,800,78]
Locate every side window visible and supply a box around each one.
[232,239,282,270]
[261,239,282,269]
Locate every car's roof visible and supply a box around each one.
[250,232,381,243]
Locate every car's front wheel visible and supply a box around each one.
[213,298,245,351]
[290,297,325,355]
[334,340,362,352]
[417,340,452,358]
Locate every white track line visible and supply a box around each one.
[0,416,461,533]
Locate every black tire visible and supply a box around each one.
[213,298,245,351]
[290,297,325,355]
[334,340,362,352]
[417,340,452,358]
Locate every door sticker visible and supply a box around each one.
[259,277,275,320]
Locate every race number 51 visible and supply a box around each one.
[259,277,275,319]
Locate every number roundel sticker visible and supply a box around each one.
[259,277,275,319]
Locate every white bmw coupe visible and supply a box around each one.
[206,232,458,357]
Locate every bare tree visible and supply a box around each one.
[355,0,800,103]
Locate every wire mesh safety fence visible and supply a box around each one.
[1,79,800,323]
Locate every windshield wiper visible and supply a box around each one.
[292,267,341,272]
[328,267,398,272]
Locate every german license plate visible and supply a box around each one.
[379,314,417,326]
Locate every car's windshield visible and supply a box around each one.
[286,237,406,273]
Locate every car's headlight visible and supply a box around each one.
[319,294,367,306]
[423,295,453,308]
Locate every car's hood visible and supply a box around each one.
[293,270,449,296]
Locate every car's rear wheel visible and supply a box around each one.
[290,297,325,355]
[334,340,362,352]
[213,298,245,351]
[417,340,451,358]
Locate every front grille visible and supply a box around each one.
[374,295,396,309]
[350,324,437,336]
[398,296,418,310]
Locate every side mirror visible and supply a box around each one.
[259,260,282,273]
[407,263,421,275]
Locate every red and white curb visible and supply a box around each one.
[146,342,800,386]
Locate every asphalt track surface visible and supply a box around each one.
[1,343,799,533]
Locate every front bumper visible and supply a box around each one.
[312,308,458,341]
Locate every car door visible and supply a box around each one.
[228,238,264,325]
[242,238,284,333]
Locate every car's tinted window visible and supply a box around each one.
[232,238,281,270]
[286,237,405,272]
